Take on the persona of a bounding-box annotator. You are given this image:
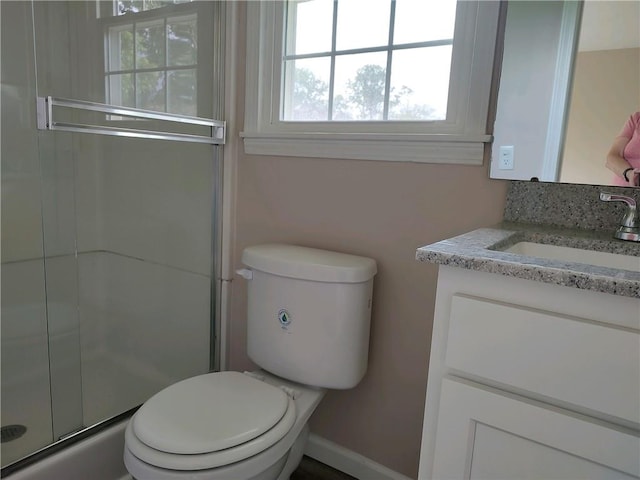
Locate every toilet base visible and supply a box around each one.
[277,424,308,480]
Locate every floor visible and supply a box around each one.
[291,456,356,480]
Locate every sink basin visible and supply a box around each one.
[502,242,640,272]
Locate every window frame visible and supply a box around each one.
[242,0,500,164]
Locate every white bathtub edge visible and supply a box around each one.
[4,418,129,480]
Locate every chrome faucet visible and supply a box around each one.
[599,193,640,242]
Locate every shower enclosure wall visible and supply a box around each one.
[1,0,223,470]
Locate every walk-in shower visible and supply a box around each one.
[1,0,224,472]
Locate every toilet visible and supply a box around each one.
[123,244,377,480]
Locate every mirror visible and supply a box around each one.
[490,0,640,186]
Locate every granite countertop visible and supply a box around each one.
[416,222,640,298]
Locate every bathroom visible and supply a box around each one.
[1,1,638,480]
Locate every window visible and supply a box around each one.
[100,0,200,116]
[282,0,456,122]
[243,0,500,163]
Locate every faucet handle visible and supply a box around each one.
[599,192,638,229]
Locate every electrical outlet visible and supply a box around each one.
[499,145,514,170]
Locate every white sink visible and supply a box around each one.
[502,242,640,273]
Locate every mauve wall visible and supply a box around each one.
[224,5,508,478]
[229,155,507,478]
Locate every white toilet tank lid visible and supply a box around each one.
[132,371,291,455]
[242,244,377,283]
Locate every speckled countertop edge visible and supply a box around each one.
[416,223,640,298]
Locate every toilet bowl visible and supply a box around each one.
[124,371,325,480]
[123,244,376,480]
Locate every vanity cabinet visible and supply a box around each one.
[417,266,640,480]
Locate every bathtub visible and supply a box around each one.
[4,418,130,480]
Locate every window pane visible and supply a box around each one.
[388,46,451,120]
[117,0,144,15]
[136,20,165,69]
[115,0,192,16]
[108,26,133,71]
[333,52,387,120]
[285,0,333,56]
[394,0,457,45]
[167,69,196,115]
[168,15,197,66]
[336,0,390,51]
[143,0,179,10]
[282,58,330,121]
[136,71,166,111]
[107,73,135,107]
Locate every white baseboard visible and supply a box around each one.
[304,434,414,480]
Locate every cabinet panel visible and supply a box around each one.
[471,423,636,480]
[433,378,640,479]
[446,294,640,423]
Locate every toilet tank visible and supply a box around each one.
[241,244,377,389]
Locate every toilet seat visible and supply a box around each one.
[126,371,297,470]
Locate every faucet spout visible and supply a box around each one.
[599,192,640,242]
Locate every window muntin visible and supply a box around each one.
[102,1,198,116]
[282,0,457,122]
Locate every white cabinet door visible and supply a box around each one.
[432,378,640,480]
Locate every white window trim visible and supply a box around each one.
[242,0,500,164]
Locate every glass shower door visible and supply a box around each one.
[74,135,215,428]
[1,0,224,468]
[1,2,54,464]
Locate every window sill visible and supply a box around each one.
[240,132,492,164]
